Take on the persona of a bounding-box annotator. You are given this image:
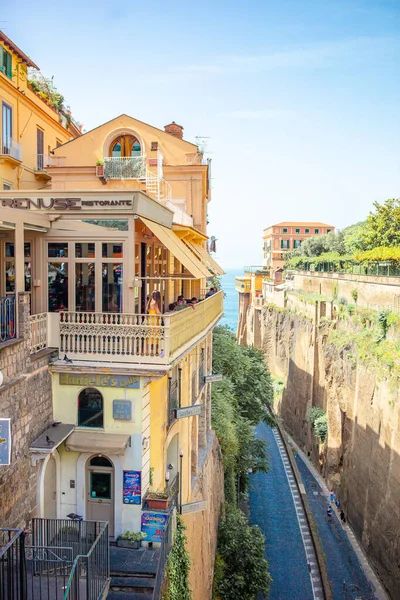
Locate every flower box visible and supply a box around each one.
[117,538,141,549]
[96,165,104,177]
[146,493,170,510]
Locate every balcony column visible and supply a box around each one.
[125,216,135,313]
[14,221,25,296]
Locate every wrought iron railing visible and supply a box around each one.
[151,513,174,600]
[30,312,48,353]
[104,156,146,180]
[0,528,26,600]
[36,154,51,171]
[0,295,16,342]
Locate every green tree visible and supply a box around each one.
[362,199,400,249]
[215,507,271,600]
[341,221,367,254]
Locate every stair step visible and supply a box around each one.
[107,592,153,600]
[110,576,155,590]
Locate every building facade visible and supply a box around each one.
[0,108,224,598]
[0,30,81,192]
[263,221,335,271]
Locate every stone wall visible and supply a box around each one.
[293,271,400,311]
[0,294,55,528]
[184,432,224,600]
[255,303,400,599]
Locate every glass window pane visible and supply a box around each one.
[48,262,68,311]
[78,388,103,428]
[112,141,122,157]
[90,456,112,467]
[5,261,15,292]
[90,473,111,499]
[102,263,123,312]
[75,243,95,258]
[25,262,31,292]
[48,243,68,258]
[131,141,141,156]
[5,242,14,258]
[24,243,31,258]
[75,263,95,311]
[102,243,123,258]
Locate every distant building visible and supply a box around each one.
[262,221,335,270]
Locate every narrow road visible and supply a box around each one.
[295,453,380,600]
[249,423,319,600]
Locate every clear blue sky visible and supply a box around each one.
[4,0,399,267]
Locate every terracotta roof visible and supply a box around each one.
[0,30,39,69]
[264,221,335,229]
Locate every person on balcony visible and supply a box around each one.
[146,291,162,356]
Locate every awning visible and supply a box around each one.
[65,431,130,455]
[183,240,225,276]
[30,423,75,454]
[140,217,212,279]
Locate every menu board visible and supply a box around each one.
[123,471,141,505]
[141,512,168,543]
[113,400,132,421]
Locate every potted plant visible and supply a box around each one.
[146,491,171,510]
[117,531,146,549]
[96,158,104,177]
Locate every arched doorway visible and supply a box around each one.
[86,455,114,536]
[43,456,56,518]
[166,434,179,485]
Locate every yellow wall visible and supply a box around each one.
[0,42,79,190]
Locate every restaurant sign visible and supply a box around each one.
[113,400,132,420]
[0,197,133,211]
[175,404,202,419]
[59,373,140,388]
[0,419,11,466]
[181,500,207,515]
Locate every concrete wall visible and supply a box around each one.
[294,271,400,311]
[0,293,54,527]
[256,304,400,599]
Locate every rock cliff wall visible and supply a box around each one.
[247,303,400,599]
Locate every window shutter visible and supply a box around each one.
[5,51,12,78]
[0,47,4,73]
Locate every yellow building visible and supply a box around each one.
[0,30,81,191]
[0,110,224,597]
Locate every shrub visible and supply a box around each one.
[338,297,347,306]
[350,288,358,304]
[314,414,328,442]
[163,515,191,600]
[308,407,325,426]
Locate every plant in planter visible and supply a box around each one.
[146,491,171,510]
[96,158,105,177]
[117,530,146,549]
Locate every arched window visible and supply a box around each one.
[78,388,103,428]
[89,456,112,467]
[109,135,141,158]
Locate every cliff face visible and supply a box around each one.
[252,304,400,599]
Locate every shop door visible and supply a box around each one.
[43,457,56,518]
[86,456,114,536]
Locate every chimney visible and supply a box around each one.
[164,121,183,139]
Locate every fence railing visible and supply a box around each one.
[0,528,26,600]
[0,295,16,342]
[293,263,400,278]
[63,522,109,600]
[30,312,48,353]
[151,513,174,600]
[36,154,51,171]
[104,156,146,180]
[2,139,22,161]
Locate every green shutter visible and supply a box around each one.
[5,51,12,78]
[0,47,3,73]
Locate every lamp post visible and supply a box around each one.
[179,448,184,514]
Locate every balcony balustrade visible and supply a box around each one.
[1,139,22,162]
[104,156,146,180]
[30,291,224,364]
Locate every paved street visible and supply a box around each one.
[295,453,380,600]
[249,423,314,600]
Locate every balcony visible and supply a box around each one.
[0,139,22,167]
[35,154,52,181]
[104,156,146,180]
[30,291,224,365]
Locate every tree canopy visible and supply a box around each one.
[362,199,400,249]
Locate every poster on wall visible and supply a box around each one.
[123,471,141,505]
[141,512,168,543]
[0,418,11,466]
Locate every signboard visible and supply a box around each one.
[175,404,202,419]
[181,500,207,515]
[141,512,168,543]
[123,471,141,505]
[0,197,133,212]
[204,374,223,383]
[113,400,132,421]
[60,373,139,389]
[0,419,11,466]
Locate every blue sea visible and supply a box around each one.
[220,268,242,332]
